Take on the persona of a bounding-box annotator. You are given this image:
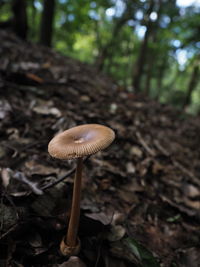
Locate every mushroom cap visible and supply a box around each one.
[48,124,115,160]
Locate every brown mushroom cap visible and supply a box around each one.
[48,124,115,160]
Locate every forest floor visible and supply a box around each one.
[0,30,200,267]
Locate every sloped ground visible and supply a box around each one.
[0,31,200,267]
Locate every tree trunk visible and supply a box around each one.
[183,61,199,109]
[144,0,163,96]
[12,0,28,40]
[95,2,134,71]
[155,55,167,100]
[132,0,154,93]
[39,0,55,47]
[95,18,127,71]
[144,59,152,95]
[30,0,37,39]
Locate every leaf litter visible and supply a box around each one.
[0,30,200,267]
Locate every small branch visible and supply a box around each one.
[0,224,18,240]
[153,140,170,156]
[41,155,90,191]
[136,131,156,156]
[173,161,200,186]
[154,140,200,186]
[13,171,43,195]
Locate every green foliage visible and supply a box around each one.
[123,237,160,267]
[0,1,12,21]
[0,0,199,113]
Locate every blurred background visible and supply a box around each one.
[0,0,200,113]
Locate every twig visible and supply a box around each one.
[153,140,170,156]
[41,155,91,191]
[13,171,43,195]
[173,161,200,186]
[136,131,156,156]
[0,223,18,240]
[160,195,197,218]
[154,140,200,186]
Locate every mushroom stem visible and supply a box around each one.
[66,157,83,247]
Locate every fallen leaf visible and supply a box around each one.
[58,256,87,267]
[183,184,199,198]
[85,212,112,225]
[0,99,11,119]
[123,237,160,267]
[126,162,136,174]
[1,168,11,188]
[178,247,200,267]
[107,225,126,241]
[25,160,58,176]
[130,146,143,158]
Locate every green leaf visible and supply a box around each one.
[166,214,181,222]
[123,237,160,267]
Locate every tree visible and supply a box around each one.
[12,0,28,39]
[0,0,28,39]
[29,0,37,40]
[95,1,136,71]
[39,0,56,47]
[183,57,200,109]
[132,0,154,93]
[144,0,163,95]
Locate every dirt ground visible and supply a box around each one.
[0,31,200,267]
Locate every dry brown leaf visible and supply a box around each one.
[85,212,112,225]
[25,160,58,176]
[130,146,143,158]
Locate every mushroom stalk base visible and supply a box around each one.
[60,157,83,256]
[60,237,81,257]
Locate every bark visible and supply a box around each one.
[39,0,55,47]
[26,0,37,39]
[12,0,28,40]
[144,59,152,95]
[183,61,199,109]
[155,55,167,100]
[144,0,163,96]
[132,0,154,92]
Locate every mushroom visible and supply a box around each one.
[48,124,115,256]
